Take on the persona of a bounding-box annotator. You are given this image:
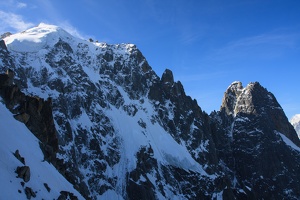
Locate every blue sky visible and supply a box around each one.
[0,0,300,119]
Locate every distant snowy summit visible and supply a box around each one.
[3,23,114,53]
[291,114,300,138]
[3,23,69,52]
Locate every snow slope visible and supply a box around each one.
[0,100,84,199]
[4,23,73,53]
[107,87,208,174]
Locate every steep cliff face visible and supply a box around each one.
[211,81,300,199]
[1,24,300,200]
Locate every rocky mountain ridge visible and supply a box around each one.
[1,23,300,199]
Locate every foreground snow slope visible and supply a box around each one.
[0,101,83,199]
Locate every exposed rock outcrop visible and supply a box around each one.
[220,81,243,116]
[0,70,58,163]
[16,166,31,182]
[24,187,36,199]
[43,183,51,192]
[13,150,25,165]
[57,191,79,200]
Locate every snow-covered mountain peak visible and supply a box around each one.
[227,81,243,90]
[2,23,150,99]
[221,81,283,117]
[3,23,139,63]
[291,114,300,138]
[3,23,75,53]
[291,114,300,125]
[33,22,61,33]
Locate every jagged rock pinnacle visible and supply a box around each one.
[221,81,300,146]
[221,81,243,115]
[161,69,174,86]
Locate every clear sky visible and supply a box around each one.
[0,0,300,119]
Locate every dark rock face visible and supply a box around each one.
[24,187,36,199]
[57,191,79,200]
[0,32,12,39]
[127,146,157,200]
[0,40,7,49]
[220,81,243,115]
[211,81,300,199]
[149,69,219,173]
[220,81,300,145]
[1,27,300,200]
